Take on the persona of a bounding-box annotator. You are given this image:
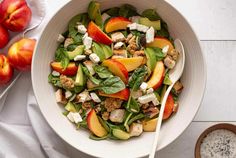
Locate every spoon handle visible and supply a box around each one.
[149,83,175,158]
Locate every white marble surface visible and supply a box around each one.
[1,0,236,158]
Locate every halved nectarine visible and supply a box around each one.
[102,59,128,84]
[147,61,165,90]
[146,37,174,53]
[99,88,130,101]
[87,21,112,45]
[51,62,78,76]
[87,109,108,137]
[105,17,131,33]
[115,57,144,72]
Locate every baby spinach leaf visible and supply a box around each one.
[104,7,120,17]
[141,9,161,21]
[124,97,140,113]
[98,76,126,94]
[156,21,170,38]
[81,65,101,85]
[128,113,145,125]
[123,112,133,131]
[151,47,165,61]
[119,4,138,18]
[48,74,62,87]
[128,66,148,91]
[94,65,113,78]
[55,45,70,69]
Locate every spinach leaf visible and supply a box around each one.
[97,76,126,94]
[156,21,170,38]
[128,66,148,91]
[73,86,84,93]
[123,112,133,131]
[128,113,145,125]
[151,47,165,61]
[55,45,70,69]
[66,44,78,51]
[141,9,161,21]
[94,65,113,78]
[81,65,101,85]
[119,4,138,18]
[104,7,120,17]
[124,97,140,113]
[48,74,62,87]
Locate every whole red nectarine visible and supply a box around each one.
[0,25,9,48]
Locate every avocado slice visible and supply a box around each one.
[92,42,106,61]
[145,48,157,71]
[112,129,130,140]
[75,64,85,86]
[101,44,113,59]
[67,45,85,60]
[139,17,161,30]
[65,102,76,112]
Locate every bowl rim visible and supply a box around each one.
[195,123,236,158]
[31,0,207,157]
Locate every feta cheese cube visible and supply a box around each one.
[78,90,91,103]
[52,70,60,77]
[152,97,159,106]
[129,123,143,137]
[140,82,148,91]
[57,34,65,43]
[77,24,87,34]
[90,92,101,103]
[89,53,100,63]
[83,60,95,75]
[146,88,154,94]
[127,23,138,30]
[162,45,169,56]
[102,13,110,23]
[65,90,72,99]
[138,93,156,104]
[109,109,125,123]
[74,55,86,61]
[114,42,124,49]
[83,33,93,49]
[67,112,75,122]
[136,24,149,33]
[111,32,125,42]
[146,27,155,43]
[67,112,83,123]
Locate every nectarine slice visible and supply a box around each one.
[102,59,128,84]
[99,88,130,101]
[147,61,165,90]
[87,21,112,45]
[146,37,174,53]
[105,17,131,33]
[87,109,108,137]
[163,94,174,120]
[143,118,158,132]
[51,62,78,76]
[115,57,144,72]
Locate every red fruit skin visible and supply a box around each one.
[8,38,36,71]
[51,62,78,76]
[87,21,112,45]
[99,88,130,101]
[163,94,175,120]
[0,0,32,32]
[0,54,13,85]
[0,25,9,48]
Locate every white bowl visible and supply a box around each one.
[32,0,206,157]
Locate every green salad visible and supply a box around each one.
[48,1,183,140]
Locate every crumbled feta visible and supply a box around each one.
[146,27,155,43]
[90,92,101,103]
[77,25,87,34]
[102,13,110,23]
[162,45,169,56]
[78,90,91,103]
[111,32,125,42]
[89,53,100,63]
[114,42,124,49]
[140,82,148,91]
[111,55,125,59]
[127,23,138,30]
[52,70,60,77]
[57,34,65,43]
[129,123,143,137]
[67,112,83,123]
[83,33,93,49]
[129,16,141,23]
[136,24,149,33]
[152,97,159,106]
[65,90,72,99]
[83,60,95,75]
[109,109,125,123]
[146,88,154,94]
[74,55,86,61]
[138,93,157,104]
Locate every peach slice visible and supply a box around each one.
[147,61,165,90]
[99,88,130,101]
[146,37,174,53]
[142,118,158,132]
[115,57,144,72]
[102,59,128,84]
[105,17,131,33]
[163,94,175,120]
[87,109,108,137]
[87,21,112,45]
[51,62,78,76]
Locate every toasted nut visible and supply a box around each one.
[173,81,184,93]
[60,75,75,89]
[102,111,109,121]
[168,49,179,61]
[133,50,145,57]
[104,98,123,112]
